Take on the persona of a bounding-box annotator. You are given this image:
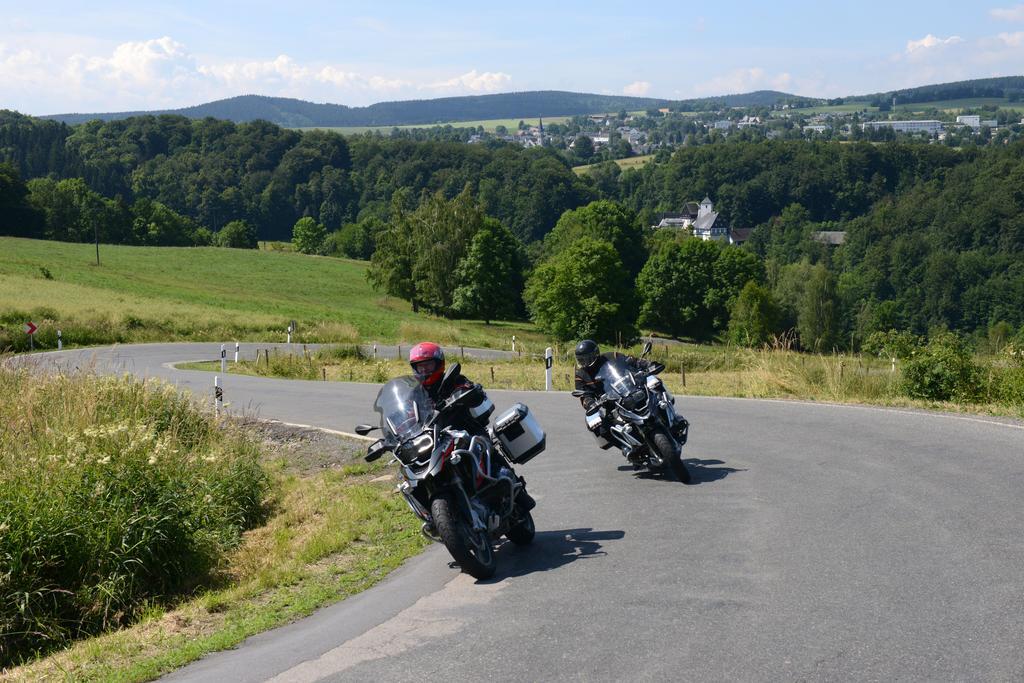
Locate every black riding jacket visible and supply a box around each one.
[425,373,491,435]
[574,352,651,412]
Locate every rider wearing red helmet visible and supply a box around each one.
[409,341,451,394]
[408,341,535,510]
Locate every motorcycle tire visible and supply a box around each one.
[653,430,691,484]
[431,494,496,579]
[506,508,536,546]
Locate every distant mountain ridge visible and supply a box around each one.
[38,75,1024,128]
[42,90,796,128]
[850,75,1024,105]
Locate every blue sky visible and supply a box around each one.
[2,0,1023,114]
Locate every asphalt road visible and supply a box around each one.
[22,344,1024,681]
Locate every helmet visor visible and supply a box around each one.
[576,351,599,368]
[412,358,441,380]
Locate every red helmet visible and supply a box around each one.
[409,341,445,386]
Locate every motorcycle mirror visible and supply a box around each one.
[354,423,378,436]
[571,390,586,398]
[439,362,461,394]
[641,340,653,358]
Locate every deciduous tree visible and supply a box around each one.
[525,238,637,343]
[292,216,327,254]
[452,219,524,324]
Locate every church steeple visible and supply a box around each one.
[698,196,713,218]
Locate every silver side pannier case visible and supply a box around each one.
[492,403,546,464]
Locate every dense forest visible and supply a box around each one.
[858,75,1024,106]
[2,108,1023,345]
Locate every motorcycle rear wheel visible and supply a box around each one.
[431,494,496,579]
[653,430,691,484]
[506,509,536,546]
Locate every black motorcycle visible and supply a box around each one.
[355,363,545,579]
[573,342,690,482]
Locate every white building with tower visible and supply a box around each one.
[651,197,750,244]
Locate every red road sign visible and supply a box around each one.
[23,321,37,335]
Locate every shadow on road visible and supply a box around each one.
[486,528,626,581]
[615,457,744,485]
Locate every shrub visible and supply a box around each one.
[291,217,327,255]
[901,333,983,401]
[0,367,268,665]
[728,281,783,347]
[327,218,380,260]
[216,220,257,249]
[192,227,215,246]
[863,329,924,359]
[994,366,1024,406]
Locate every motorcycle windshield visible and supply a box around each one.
[374,376,434,441]
[596,358,638,399]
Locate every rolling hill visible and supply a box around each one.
[850,75,1024,106]
[42,90,799,128]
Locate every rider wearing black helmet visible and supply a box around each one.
[574,339,652,431]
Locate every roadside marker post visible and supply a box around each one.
[287,324,292,345]
[214,376,223,416]
[512,335,517,353]
[234,342,239,363]
[544,347,553,391]
[57,329,62,351]
[220,345,227,374]
[23,321,37,351]
[373,344,378,359]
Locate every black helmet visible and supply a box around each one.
[575,339,600,368]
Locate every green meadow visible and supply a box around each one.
[574,154,656,175]
[0,238,544,352]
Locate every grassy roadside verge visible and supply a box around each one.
[1,369,427,682]
[182,344,1024,421]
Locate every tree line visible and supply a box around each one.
[3,109,1024,344]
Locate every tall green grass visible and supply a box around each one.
[0,365,268,666]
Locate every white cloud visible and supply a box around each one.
[623,80,651,96]
[425,69,511,93]
[997,30,1024,46]
[199,55,309,87]
[905,34,964,53]
[990,4,1024,21]
[65,37,196,87]
[0,36,516,113]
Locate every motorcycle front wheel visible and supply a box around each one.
[652,430,691,484]
[506,508,535,546]
[431,494,496,579]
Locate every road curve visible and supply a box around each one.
[20,344,1024,681]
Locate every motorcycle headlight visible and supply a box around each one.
[398,434,433,465]
[623,388,647,410]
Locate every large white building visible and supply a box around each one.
[863,120,944,135]
[956,115,981,129]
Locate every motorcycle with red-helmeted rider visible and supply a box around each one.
[355,342,543,579]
